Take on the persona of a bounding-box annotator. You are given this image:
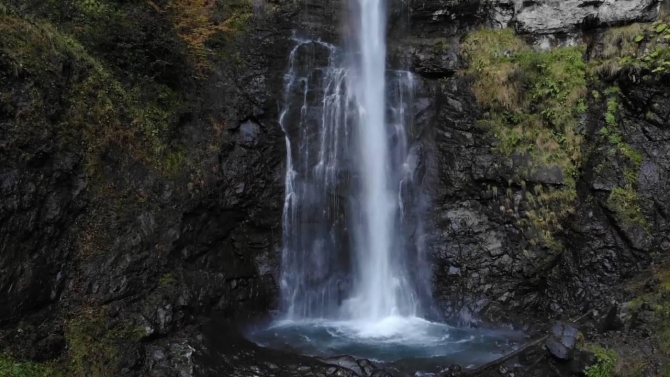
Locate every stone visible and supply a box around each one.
[569,350,598,375]
[441,364,463,377]
[239,120,262,148]
[600,303,625,333]
[357,359,376,376]
[323,356,364,377]
[529,165,564,185]
[545,336,570,360]
[545,322,579,360]
[512,0,661,34]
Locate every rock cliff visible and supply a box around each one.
[0,0,669,376]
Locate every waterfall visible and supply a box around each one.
[247,1,528,364]
[278,0,421,325]
[279,38,351,319]
[343,0,417,322]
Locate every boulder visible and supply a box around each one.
[545,321,579,360]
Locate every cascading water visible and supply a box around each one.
[278,39,350,320]
[246,0,527,368]
[342,0,417,323]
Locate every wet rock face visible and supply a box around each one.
[395,2,670,326]
[1,0,670,375]
[0,76,86,323]
[0,0,293,369]
[419,75,669,323]
[511,0,661,33]
[407,0,661,36]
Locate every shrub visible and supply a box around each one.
[584,345,618,377]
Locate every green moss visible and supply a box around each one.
[584,344,618,377]
[158,273,178,287]
[0,355,62,377]
[607,187,648,229]
[605,98,618,127]
[463,28,587,249]
[75,0,107,14]
[0,12,189,178]
[599,127,643,171]
[65,308,144,377]
[594,87,646,230]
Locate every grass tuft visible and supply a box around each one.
[592,15,670,79]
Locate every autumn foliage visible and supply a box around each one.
[149,0,249,76]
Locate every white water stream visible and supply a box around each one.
[278,0,418,332]
[342,0,417,323]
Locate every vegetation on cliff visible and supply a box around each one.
[0,0,253,374]
[583,344,618,377]
[460,13,662,252]
[0,355,62,377]
[592,14,670,80]
[462,28,587,250]
[588,14,670,233]
[458,13,667,377]
[1,0,251,179]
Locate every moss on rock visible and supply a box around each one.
[0,354,63,377]
[65,307,144,377]
[0,7,196,183]
[462,28,588,249]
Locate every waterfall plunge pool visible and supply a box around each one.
[245,316,528,371]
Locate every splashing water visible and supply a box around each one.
[258,0,526,365]
[279,0,419,327]
[341,0,418,323]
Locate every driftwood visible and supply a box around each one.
[465,335,549,375]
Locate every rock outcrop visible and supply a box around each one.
[407,0,661,36]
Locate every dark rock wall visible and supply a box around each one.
[1,0,669,375]
[397,0,670,325]
[0,0,298,372]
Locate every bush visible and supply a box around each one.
[584,345,618,377]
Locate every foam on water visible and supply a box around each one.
[247,317,526,366]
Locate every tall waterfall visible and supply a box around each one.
[279,0,422,325]
[344,0,416,321]
[247,0,528,364]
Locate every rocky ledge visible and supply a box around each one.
[407,0,661,35]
